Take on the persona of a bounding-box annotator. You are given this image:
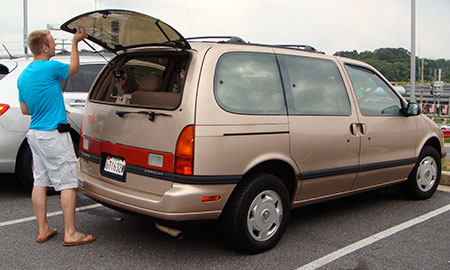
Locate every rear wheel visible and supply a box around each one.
[16,141,34,191]
[221,173,290,254]
[401,146,441,200]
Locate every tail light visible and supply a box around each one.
[79,117,84,150]
[174,125,194,175]
[0,104,10,115]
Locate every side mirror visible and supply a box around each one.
[406,102,420,116]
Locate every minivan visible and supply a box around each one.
[62,10,445,253]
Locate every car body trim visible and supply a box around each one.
[297,157,417,180]
[223,131,289,136]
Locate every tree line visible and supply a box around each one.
[334,48,450,83]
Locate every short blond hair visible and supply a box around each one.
[27,30,50,55]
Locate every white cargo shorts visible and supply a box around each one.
[26,129,78,191]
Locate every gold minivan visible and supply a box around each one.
[62,10,445,253]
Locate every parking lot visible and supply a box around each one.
[1,173,449,270]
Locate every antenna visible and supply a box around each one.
[2,45,15,59]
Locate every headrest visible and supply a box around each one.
[139,73,163,92]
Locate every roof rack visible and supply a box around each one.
[186,36,246,44]
[273,45,322,53]
[185,36,323,54]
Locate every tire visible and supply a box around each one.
[401,146,441,200]
[16,141,34,191]
[220,173,290,254]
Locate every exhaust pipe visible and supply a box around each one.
[155,222,184,239]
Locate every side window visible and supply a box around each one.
[214,52,286,115]
[278,55,351,115]
[61,64,104,92]
[345,65,402,116]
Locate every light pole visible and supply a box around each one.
[23,0,28,55]
[410,0,416,102]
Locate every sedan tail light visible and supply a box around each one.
[0,104,10,116]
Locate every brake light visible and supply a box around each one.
[0,104,10,115]
[174,125,194,175]
[79,135,174,173]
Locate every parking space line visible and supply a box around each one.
[296,203,450,270]
[0,203,102,228]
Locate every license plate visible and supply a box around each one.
[104,156,126,176]
[101,154,126,181]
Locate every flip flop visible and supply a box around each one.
[62,233,95,246]
[36,228,58,243]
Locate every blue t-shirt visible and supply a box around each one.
[17,60,69,131]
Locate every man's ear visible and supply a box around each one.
[42,44,49,54]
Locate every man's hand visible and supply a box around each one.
[68,26,87,77]
[73,26,88,44]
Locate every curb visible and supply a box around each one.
[441,171,450,186]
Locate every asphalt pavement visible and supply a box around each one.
[1,173,450,270]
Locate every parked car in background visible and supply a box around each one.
[0,54,107,190]
[63,9,444,254]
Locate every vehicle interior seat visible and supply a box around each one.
[131,73,179,108]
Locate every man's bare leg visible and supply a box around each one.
[60,188,94,243]
[32,186,53,236]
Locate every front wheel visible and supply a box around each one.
[401,146,441,200]
[220,173,290,254]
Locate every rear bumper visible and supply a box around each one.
[77,166,236,221]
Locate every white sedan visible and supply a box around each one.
[0,54,107,190]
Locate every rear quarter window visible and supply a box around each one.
[214,52,286,115]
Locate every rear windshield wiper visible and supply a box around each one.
[116,110,172,121]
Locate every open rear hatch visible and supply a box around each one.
[61,9,190,53]
[64,10,194,186]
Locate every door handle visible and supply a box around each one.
[69,100,86,107]
[359,123,368,135]
[350,123,358,136]
[350,123,368,136]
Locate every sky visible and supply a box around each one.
[1,0,449,59]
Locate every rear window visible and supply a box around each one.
[90,54,188,110]
[60,64,104,92]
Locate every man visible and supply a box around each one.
[17,27,95,246]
